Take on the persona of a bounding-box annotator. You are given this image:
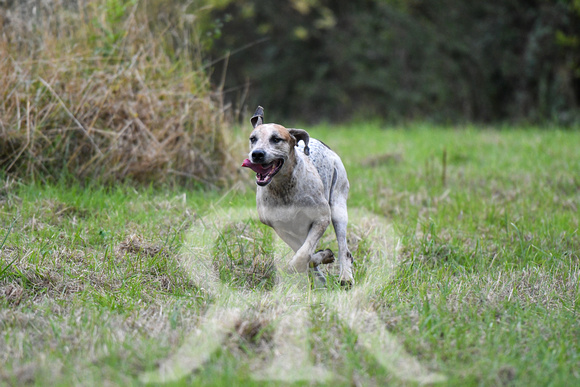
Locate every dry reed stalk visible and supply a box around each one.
[0,0,234,186]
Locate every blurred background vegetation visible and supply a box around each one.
[1,0,579,186]
[207,0,580,123]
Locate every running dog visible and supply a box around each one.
[242,106,354,285]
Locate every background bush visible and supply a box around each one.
[207,0,580,124]
[0,0,233,186]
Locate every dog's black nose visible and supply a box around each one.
[251,150,266,162]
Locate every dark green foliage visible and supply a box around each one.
[208,0,580,123]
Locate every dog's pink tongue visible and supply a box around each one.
[241,159,270,174]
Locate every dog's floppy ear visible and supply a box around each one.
[288,128,310,156]
[250,106,264,128]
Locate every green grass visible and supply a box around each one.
[1,124,579,385]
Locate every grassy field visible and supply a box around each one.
[1,124,579,386]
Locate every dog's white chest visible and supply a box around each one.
[257,201,330,252]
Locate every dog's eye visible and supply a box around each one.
[270,137,283,144]
[249,136,257,144]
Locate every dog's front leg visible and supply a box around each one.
[288,219,330,273]
[331,198,354,285]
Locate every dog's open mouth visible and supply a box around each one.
[241,158,284,186]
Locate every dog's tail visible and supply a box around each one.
[251,106,264,128]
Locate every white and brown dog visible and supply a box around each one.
[242,106,354,285]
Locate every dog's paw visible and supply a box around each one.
[339,264,354,289]
[311,249,334,266]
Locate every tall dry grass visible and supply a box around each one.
[0,0,234,186]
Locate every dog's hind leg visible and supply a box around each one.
[308,249,334,287]
[309,264,327,287]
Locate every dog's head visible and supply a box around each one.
[242,106,310,187]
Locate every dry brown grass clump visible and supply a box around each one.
[0,0,234,186]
